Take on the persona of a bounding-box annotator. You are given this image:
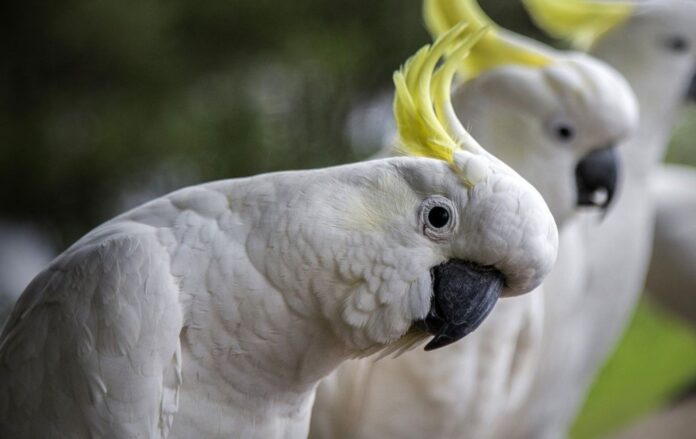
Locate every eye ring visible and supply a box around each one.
[664,35,690,53]
[547,119,576,143]
[420,196,458,241]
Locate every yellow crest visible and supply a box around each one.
[393,23,490,185]
[423,0,551,80]
[523,0,635,50]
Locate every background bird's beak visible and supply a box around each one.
[575,146,620,210]
[416,260,504,351]
[687,73,696,102]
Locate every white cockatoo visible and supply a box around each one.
[592,1,696,327]
[494,0,696,436]
[309,2,637,438]
[0,26,559,439]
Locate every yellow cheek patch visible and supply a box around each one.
[522,0,634,50]
[392,23,492,187]
[340,174,419,232]
[424,0,552,80]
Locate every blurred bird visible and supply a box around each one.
[0,25,558,439]
[502,0,696,436]
[310,1,637,438]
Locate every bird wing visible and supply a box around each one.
[0,229,183,438]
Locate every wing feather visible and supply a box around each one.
[0,230,183,438]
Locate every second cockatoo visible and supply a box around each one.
[0,26,559,439]
[309,2,637,438]
[497,0,696,437]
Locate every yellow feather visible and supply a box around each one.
[523,0,634,50]
[431,28,487,152]
[423,0,551,79]
[393,23,486,165]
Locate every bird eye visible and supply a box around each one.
[547,119,576,143]
[428,206,450,228]
[664,35,690,53]
[420,196,457,241]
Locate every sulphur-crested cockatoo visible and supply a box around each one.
[0,26,558,439]
[492,0,696,436]
[610,0,696,327]
[309,2,637,438]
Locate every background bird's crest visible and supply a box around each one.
[522,0,635,50]
[393,23,491,187]
[424,0,552,80]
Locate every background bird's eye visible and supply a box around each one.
[548,120,576,143]
[555,124,575,141]
[664,35,690,53]
[428,206,450,228]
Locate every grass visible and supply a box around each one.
[570,300,696,439]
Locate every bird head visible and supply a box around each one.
[523,0,696,107]
[255,25,557,355]
[368,24,558,352]
[424,0,638,225]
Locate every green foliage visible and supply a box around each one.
[0,0,552,247]
[666,106,696,167]
[1,0,432,245]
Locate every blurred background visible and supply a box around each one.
[1,1,694,437]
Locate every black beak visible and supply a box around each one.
[575,147,620,210]
[687,73,696,102]
[416,260,504,351]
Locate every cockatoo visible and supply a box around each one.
[588,0,696,327]
[491,0,696,436]
[309,2,637,438]
[0,26,559,439]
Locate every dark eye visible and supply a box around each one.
[556,124,575,141]
[428,206,450,228]
[548,119,576,143]
[420,196,457,240]
[665,35,690,53]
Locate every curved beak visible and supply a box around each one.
[416,260,504,351]
[575,146,620,210]
[687,73,696,102]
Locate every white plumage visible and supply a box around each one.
[0,159,557,438]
